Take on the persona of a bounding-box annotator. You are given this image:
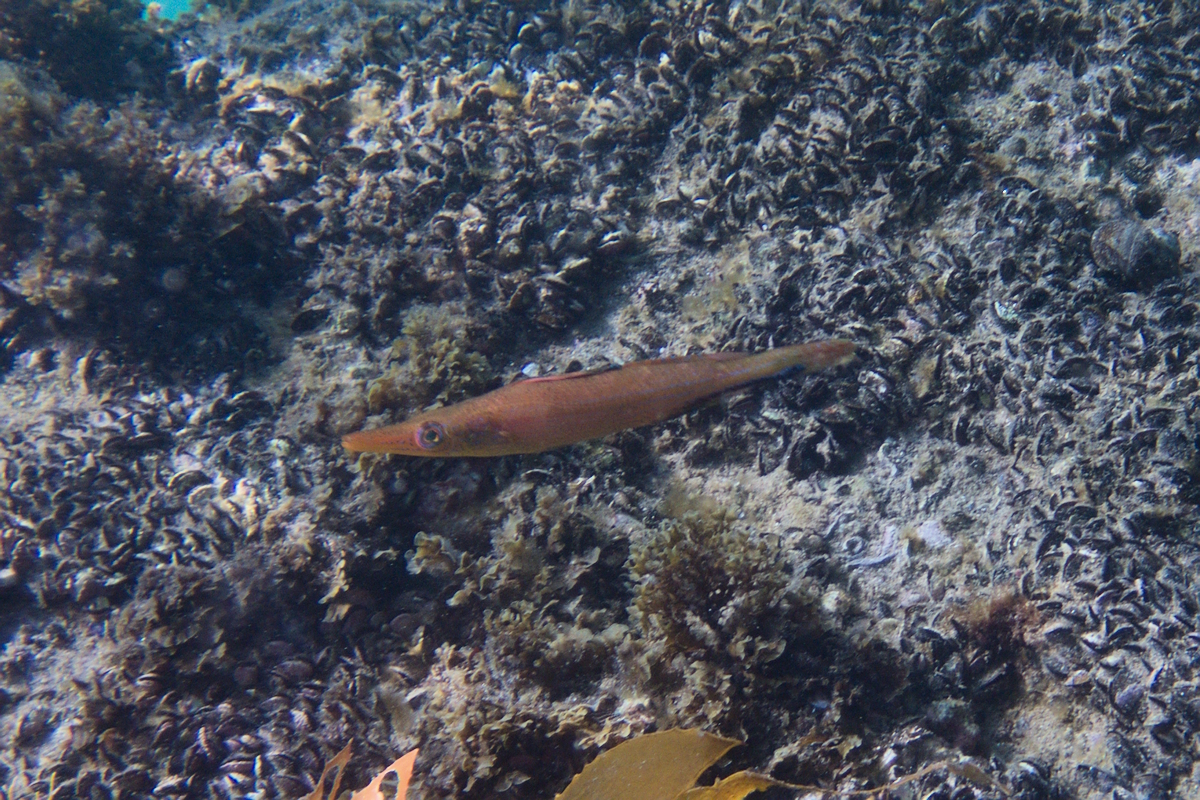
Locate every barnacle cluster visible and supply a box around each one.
[3,0,1200,798]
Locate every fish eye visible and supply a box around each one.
[416,421,447,450]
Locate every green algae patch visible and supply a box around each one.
[366,304,491,414]
[630,501,791,662]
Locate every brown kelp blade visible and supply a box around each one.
[553,728,1009,800]
[555,729,740,800]
[679,771,778,800]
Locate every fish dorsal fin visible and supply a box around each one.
[517,364,621,384]
[696,351,748,362]
[631,351,749,368]
[517,352,748,384]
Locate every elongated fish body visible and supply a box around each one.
[342,339,855,457]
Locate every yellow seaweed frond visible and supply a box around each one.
[302,745,418,800]
[351,749,418,800]
[301,743,352,800]
[302,731,1007,800]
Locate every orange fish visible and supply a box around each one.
[343,339,855,457]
